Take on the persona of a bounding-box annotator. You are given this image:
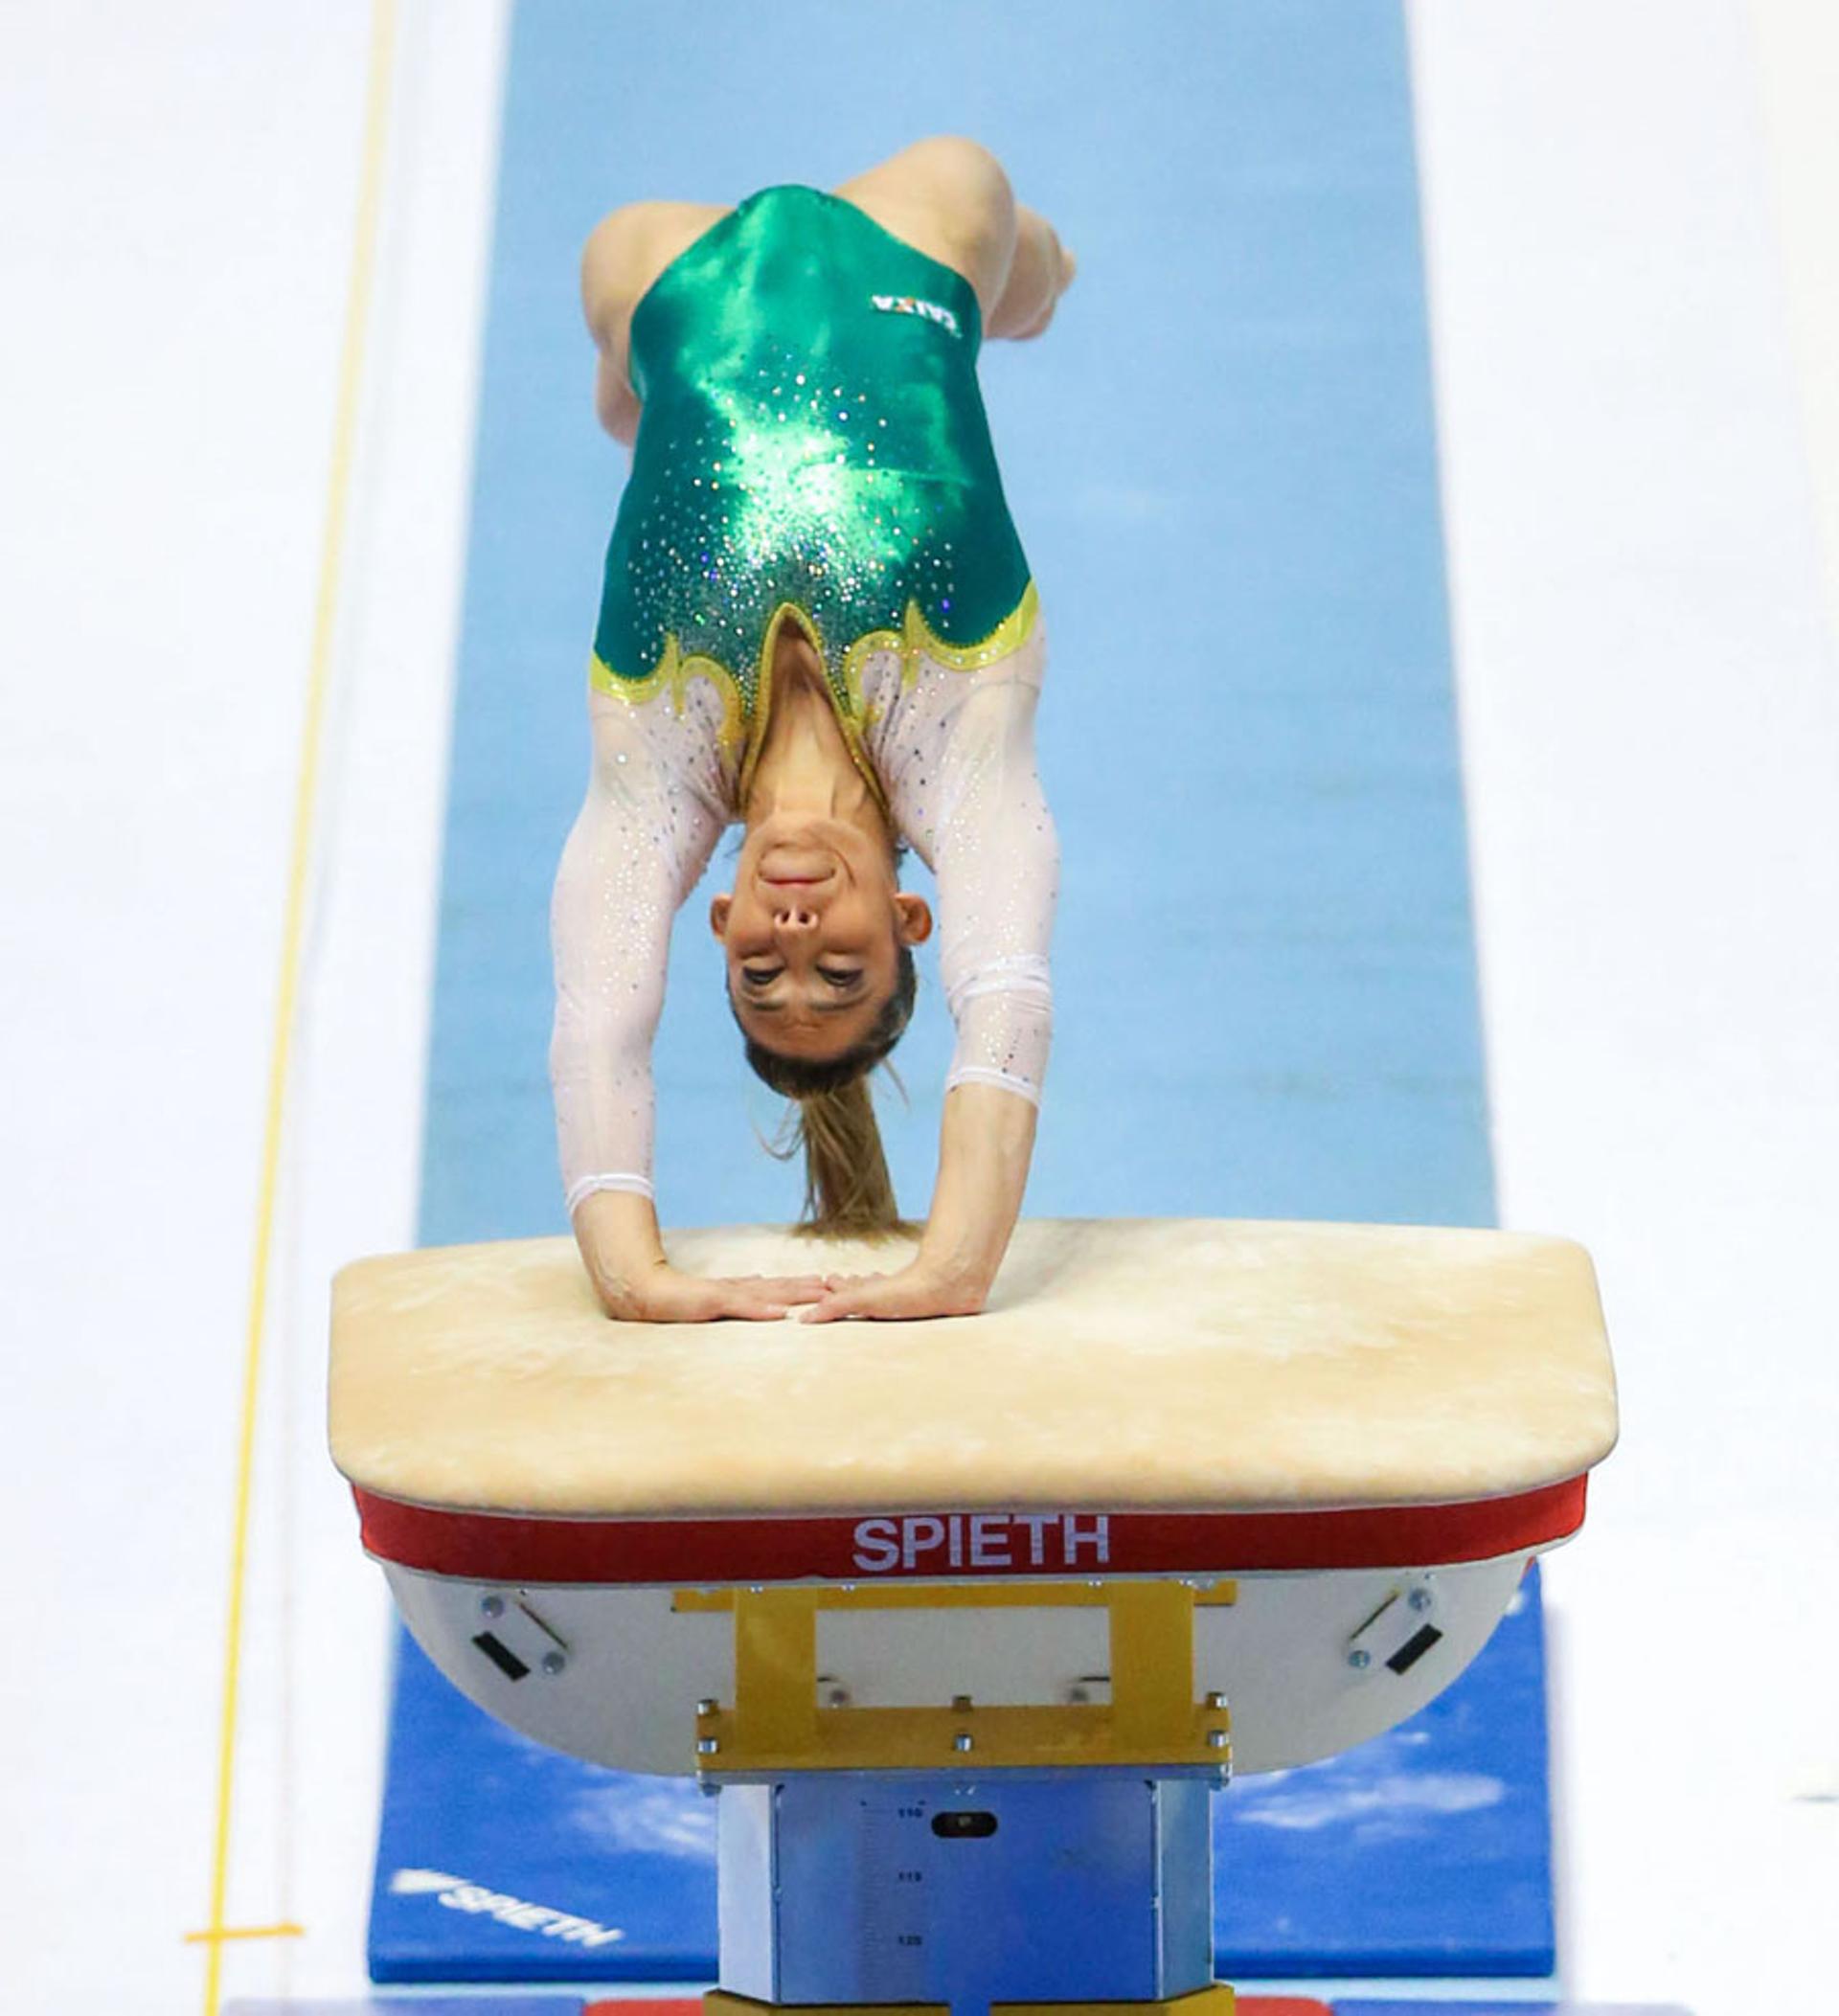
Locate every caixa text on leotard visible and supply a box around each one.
[869,292,963,337]
[851,1511,1110,1574]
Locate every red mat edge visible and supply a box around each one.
[355,1479,1587,1584]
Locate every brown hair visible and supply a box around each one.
[734,946,918,1236]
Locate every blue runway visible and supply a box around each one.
[395,0,1517,1993]
[420,0,1490,1243]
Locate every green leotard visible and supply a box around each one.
[590,184,1038,795]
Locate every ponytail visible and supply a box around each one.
[782,1076,904,1235]
[736,944,918,1237]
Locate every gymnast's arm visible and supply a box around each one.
[806,671,1057,1321]
[552,696,827,1322]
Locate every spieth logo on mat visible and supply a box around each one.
[852,1511,1110,1574]
[389,1866,625,1949]
[871,291,962,337]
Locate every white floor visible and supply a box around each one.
[1412,6,1839,2007]
[0,1,505,2005]
[1,3,1833,2011]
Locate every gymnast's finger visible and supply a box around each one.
[742,1273,829,1301]
[722,1291,799,1321]
[801,1286,875,1324]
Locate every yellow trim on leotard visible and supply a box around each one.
[738,600,891,820]
[587,629,748,757]
[587,578,1041,813]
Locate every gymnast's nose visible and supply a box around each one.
[773,902,818,933]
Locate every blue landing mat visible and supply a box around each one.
[234,2005,1689,2015]
[232,2005,1688,2015]
[232,2004,1689,2014]
[368,1572,1551,1983]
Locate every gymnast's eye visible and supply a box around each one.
[818,965,863,987]
[741,964,782,986]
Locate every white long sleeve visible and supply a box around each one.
[869,621,1058,1105]
[548,689,725,1209]
[552,618,1055,1215]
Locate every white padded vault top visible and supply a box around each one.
[329,1218,1617,1518]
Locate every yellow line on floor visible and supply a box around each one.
[196,4,397,2010]
[184,1924,306,1947]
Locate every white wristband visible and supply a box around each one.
[564,1171,655,1213]
[943,1066,1043,1106]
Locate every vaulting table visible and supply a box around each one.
[331,1216,1619,2016]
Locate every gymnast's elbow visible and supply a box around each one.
[1026,796,1064,909]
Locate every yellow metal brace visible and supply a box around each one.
[674,1579,1235,1774]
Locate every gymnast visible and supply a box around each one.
[550,137,1078,1325]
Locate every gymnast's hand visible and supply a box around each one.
[574,1189,826,1322]
[802,1259,988,1324]
[614,1261,830,1324]
[801,1085,1037,1323]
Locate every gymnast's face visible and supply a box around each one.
[711,812,932,1059]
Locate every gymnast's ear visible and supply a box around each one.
[895,892,933,945]
[709,893,733,940]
